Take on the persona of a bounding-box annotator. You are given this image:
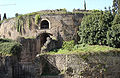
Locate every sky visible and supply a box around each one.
[0,0,113,18]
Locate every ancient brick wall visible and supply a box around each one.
[17,37,41,62]
[0,55,18,78]
[38,52,120,78]
[0,14,83,42]
[1,52,120,78]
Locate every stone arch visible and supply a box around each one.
[40,19,50,29]
[37,33,53,47]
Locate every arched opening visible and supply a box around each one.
[40,33,50,47]
[40,20,49,29]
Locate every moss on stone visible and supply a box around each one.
[35,14,41,25]
[16,15,25,33]
[0,38,22,56]
[27,15,31,30]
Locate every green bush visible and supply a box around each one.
[106,14,120,48]
[78,10,114,46]
[107,24,120,48]
[108,14,120,48]
[0,38,13,42]
[62,40,75,51]
[0,39,22,55]
[78,10,120,48]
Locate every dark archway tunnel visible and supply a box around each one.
[40,20,49,29]
[40,33,51,47]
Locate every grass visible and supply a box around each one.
[24,36,35,39]
[41,44,120,55]
[15,10,91,18]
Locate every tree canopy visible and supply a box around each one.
[78,10,120,48]
[113,0,120,14]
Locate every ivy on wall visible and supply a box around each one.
[16,15,24,34]
[35,14,40,25]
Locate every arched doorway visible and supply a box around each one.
[40,33,50,47]
[37,33,58,52]
[40,20,49,29]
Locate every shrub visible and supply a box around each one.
[0,38,13,42]
[0,38,22,55]
[62,40,75,51]
[78,10,114,46]
[107,24,120,48]
[106,14,120,48]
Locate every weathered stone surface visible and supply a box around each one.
[37,53,120,78]
[1,52,120,78]
[1,12,119,78]
[0,55,18,78]
[41,37,58,52]
[17,35,59,62]
[0,14,84,64]
[0,14,83,42]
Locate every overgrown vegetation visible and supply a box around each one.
[0,38,22,56]
[41,41,119,55]
[0,20,4,25]
[78,10,120,48]
[17,8,91,18]
[62,40,75,51]
[40,9,120,54]
[16,15,24,33]
[35,14,40,25]
[113,0,120,14]
[27,15,31,29]
[14,8,91,32]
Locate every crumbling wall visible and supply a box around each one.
[1,51,120,78]
[0,14,83,42]
[17,37,41,62]
[0,55,18,78]
[17,34,59,62]
[0,55,42,78]
[37,52,120,78]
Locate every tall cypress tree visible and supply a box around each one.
[84,0,86,10]
[3,13,7,20]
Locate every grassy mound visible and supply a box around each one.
[41,41,120,55]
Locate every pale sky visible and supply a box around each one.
[0,0,113,18]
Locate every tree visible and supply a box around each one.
[3,13,7,20]
[0,14,1,21]
[78,10,114,46]
[113,0,120,14]
[107,14,120,48]
[15,13,19,17]
[84,0,86,10]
